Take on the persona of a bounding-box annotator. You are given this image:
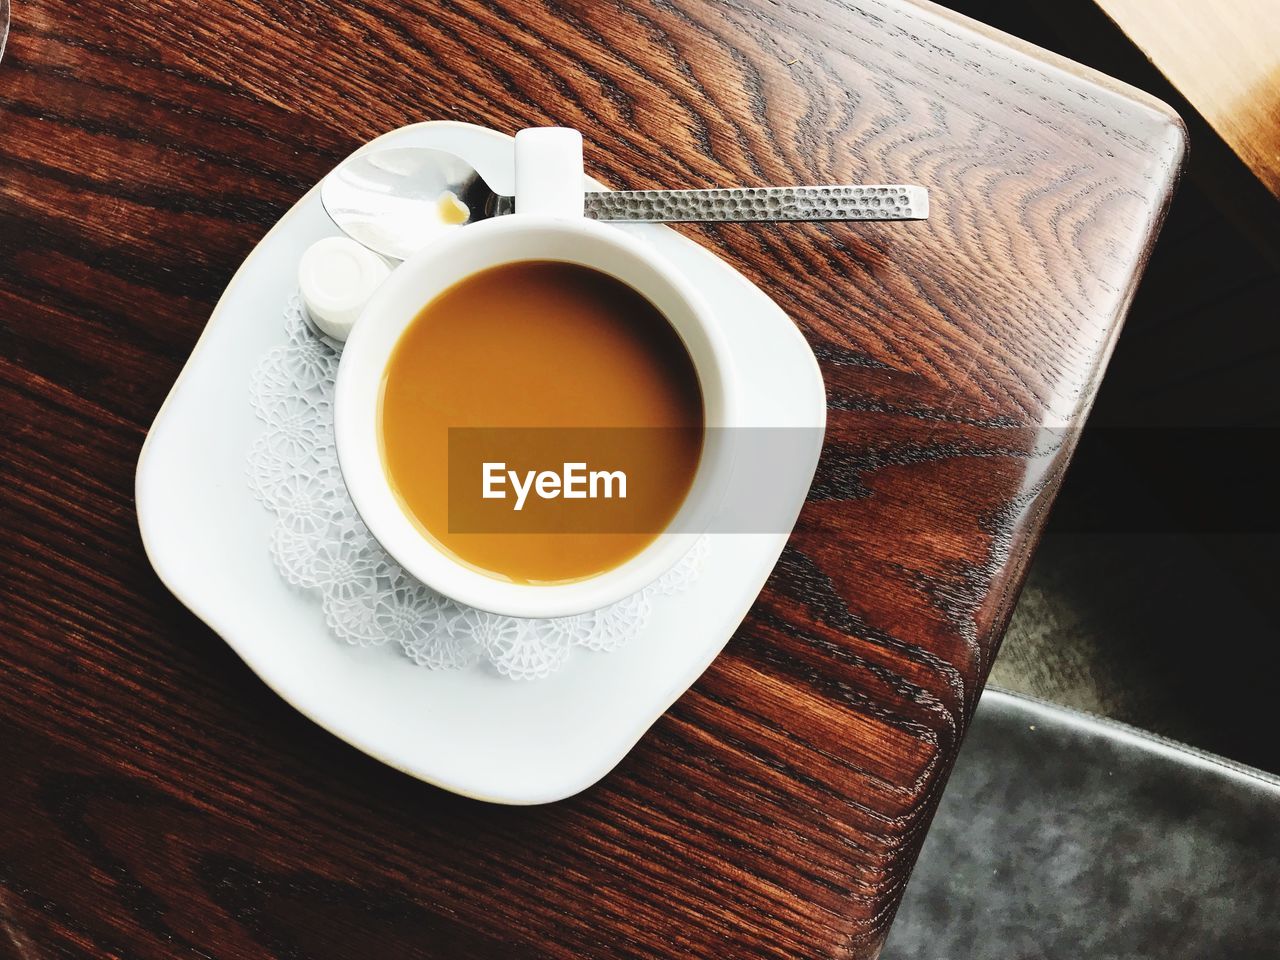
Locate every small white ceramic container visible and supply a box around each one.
[334,213,740,619]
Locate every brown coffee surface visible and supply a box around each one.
[379,261,704,584]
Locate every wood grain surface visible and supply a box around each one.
[0,1,1182,957]
[1091,0,1280,201]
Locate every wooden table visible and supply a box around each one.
[1091,0,1280,201]
[0,1,1182,956]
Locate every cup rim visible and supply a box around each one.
[333,216,738,619]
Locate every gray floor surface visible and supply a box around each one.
[994,532,1277,773]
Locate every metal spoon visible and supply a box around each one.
[322,146,929,261]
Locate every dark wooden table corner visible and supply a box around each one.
[1,0,1183,957]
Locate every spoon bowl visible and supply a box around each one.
[321,147,506,262]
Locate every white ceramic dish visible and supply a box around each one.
[337,214,739,619]
[136,121,826,804]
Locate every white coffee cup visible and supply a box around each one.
[334,209,739,619]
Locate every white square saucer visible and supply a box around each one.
[136,121,826,804]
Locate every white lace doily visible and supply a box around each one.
[247,295,708,680]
